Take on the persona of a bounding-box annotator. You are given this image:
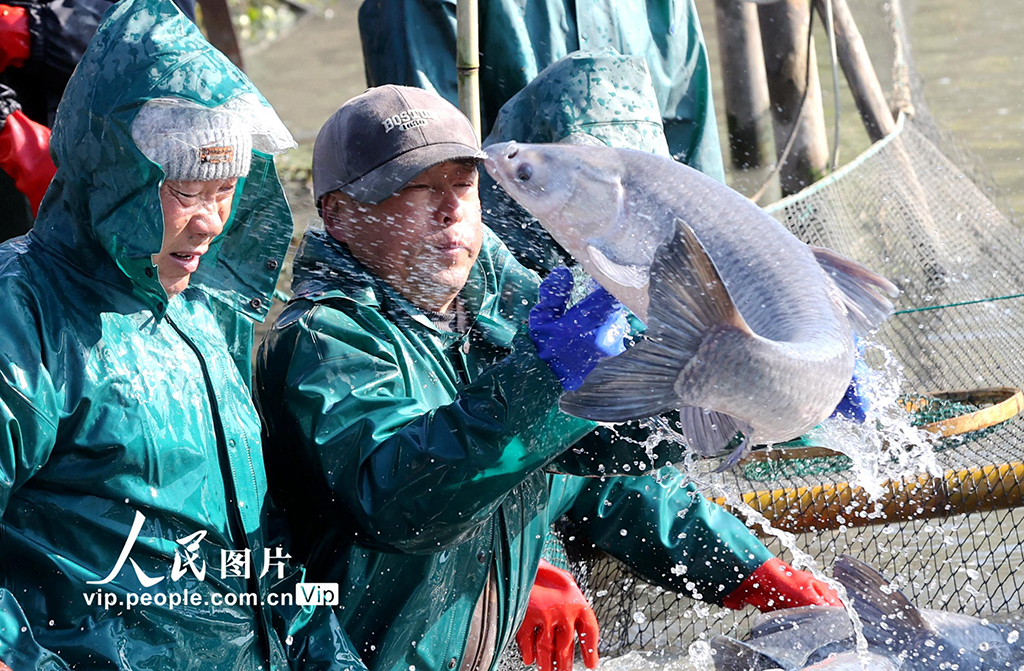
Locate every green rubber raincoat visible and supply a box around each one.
[256,227,772,671]
[357,0,724,180]
[0,0,362,668]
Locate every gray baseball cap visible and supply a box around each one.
[313,85,487,208]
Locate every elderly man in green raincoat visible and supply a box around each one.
[0,0,363,668]
[256,75,839,671]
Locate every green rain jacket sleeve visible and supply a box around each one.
[552,468,773,606]
[269,304,595,555]
[0,287,72,671]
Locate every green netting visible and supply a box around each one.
[495,0,1024,663]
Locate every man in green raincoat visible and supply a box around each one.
[357,0,725,181]
[256,85,839,671]
[0,0,363,668]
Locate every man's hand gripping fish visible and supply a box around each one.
[484,142,898,468]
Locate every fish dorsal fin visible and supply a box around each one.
[811,246,899,337]
[557,218,754,434]
[586,244,650,289]
[833,555,933,650]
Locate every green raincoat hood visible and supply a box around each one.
[480,49,671,274]
[32,0,293,321]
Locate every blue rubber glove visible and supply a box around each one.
[529,268,629,392]
[831,340,870,422]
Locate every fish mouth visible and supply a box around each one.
[482,142,517,183]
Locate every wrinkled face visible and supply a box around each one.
[155,178,237,297]
[324,160,483,313]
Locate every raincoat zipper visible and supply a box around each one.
[165,314,273,669]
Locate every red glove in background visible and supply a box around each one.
[722,557,842,613]
[0,5,30,72]
[0,109,56,215]
[517,560,600,671]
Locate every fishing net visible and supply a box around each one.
[501,0,1024,663]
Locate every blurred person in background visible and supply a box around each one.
[0,0,196,240]
[358,0,724,182]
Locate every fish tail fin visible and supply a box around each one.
[558,218,753,424]
[811,246,900,336]
[833,555,932,650]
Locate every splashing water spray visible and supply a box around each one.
[620,340,940,671]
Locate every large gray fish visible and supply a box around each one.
[712,555,1024,671]
[484,142,898,465]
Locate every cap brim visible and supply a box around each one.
[340,142,488,204]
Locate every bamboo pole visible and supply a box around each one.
[713,0,773,169]
[758,0,829,195]
[812,0,895,142]
[456,0,482,142]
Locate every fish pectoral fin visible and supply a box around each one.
[811,246,900,336]
[646,218,754,343]
[558,337,682,423]
[586,244,650,289]
[833,555,934,649]
[677,406,752,469]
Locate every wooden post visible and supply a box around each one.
[758,0,829,195]
[713,0,773,169]
[456,0,482,141]
[813,0,896,141]
[197,0,245,71]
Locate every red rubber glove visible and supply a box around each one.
[517,560,600,671]
[722,557,842,613]
[0,109,55,215]
[0,5,30,72]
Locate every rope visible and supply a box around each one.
[894,292,1024,315]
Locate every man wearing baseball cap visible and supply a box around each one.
[256,86,813,671]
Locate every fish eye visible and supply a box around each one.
[516,163,533,182]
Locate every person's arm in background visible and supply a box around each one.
[0,85,53,216]
[562,467,839,609]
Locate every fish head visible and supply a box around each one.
[483,142,628,246]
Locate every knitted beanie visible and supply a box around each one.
[132,99,252,181]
